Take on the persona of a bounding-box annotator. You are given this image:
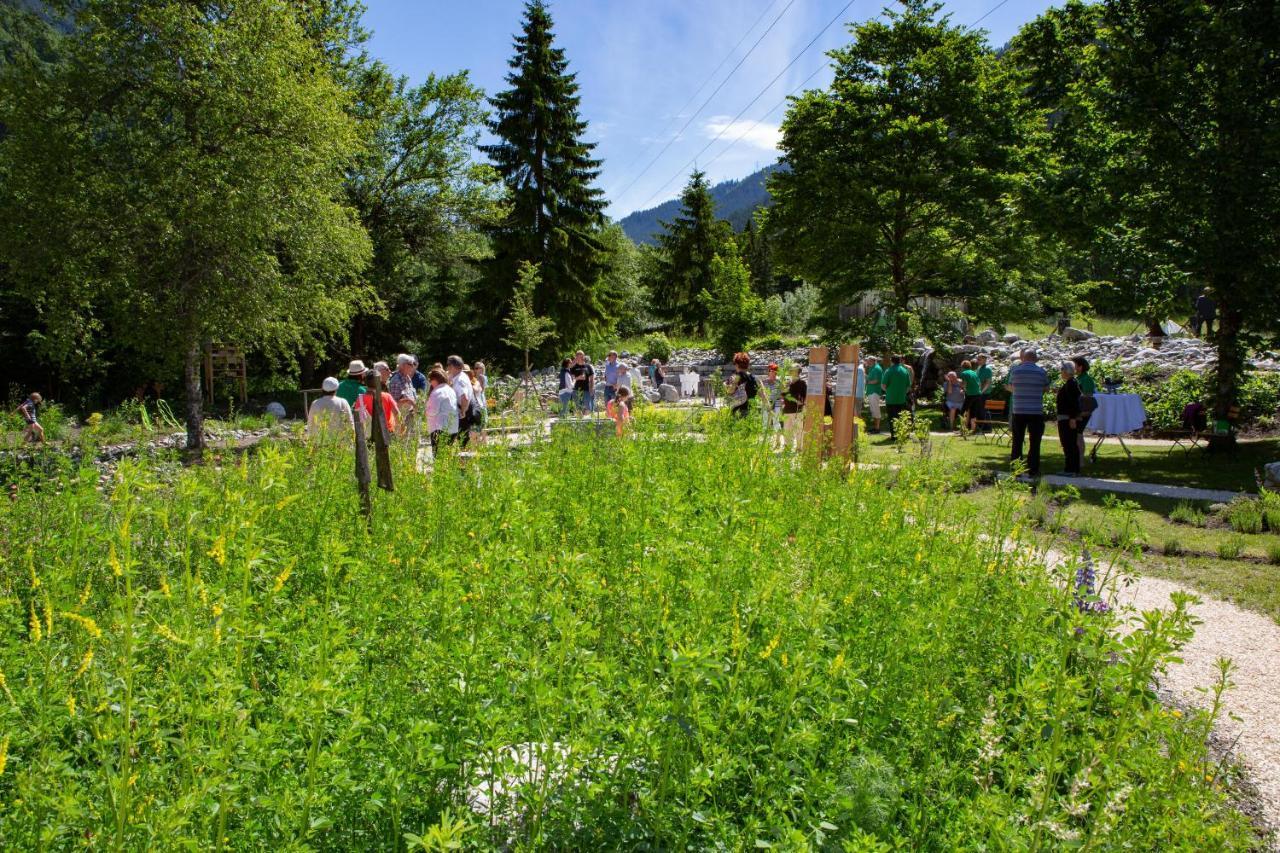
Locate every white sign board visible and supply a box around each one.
[834,363,856,398]
[805,364,826,393]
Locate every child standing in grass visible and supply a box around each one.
[18,392,44,443]
[607,386,632,436]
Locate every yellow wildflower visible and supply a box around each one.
[155,624,186,645]
[61,612,102,639]
[159,575,171,597]
[108,544,123,577]
[211,603,224,618]
[781,653,789,667]
[207,535,227,567]
[78,578,92,607]
[830,650,846,675]
[272,558,296,594]
[760,633,780,660]
[28,601,42,642]
[66,693,76,717]
[43,598,53,638]
[74,647,94,680]
[0,735,8,776]
[0,669,12,703]
[274,494,299,511]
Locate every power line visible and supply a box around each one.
[970,0,1012,28]
[607,0,785,184]
[634,0,859,211]
[610,0,800,206]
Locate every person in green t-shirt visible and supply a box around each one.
[1072,356,1097,464]
[975,353,995,434]
[864,355,885,433]
[881,355,913,439]
[337,360,368,407]
[959,359,983,431]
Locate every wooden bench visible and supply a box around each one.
[974,399,1009,443]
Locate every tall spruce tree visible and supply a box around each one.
[481,1,610,350]
[653,169,734,331]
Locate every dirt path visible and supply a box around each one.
[1047,548,1280,844]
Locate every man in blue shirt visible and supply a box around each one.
[603,350,620,405]
[1008,349,1051,477]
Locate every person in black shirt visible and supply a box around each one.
[1055,361,1083,476]
[569,350,595,414]
[726,352,758,419]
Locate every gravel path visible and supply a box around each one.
[1113,574,1280,843]
[1046,548,1280,844]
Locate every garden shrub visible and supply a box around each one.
[1168,501,1207,527]
[747,334,786,351]
[1223,498,1264,535]
[642,332,673,364]
[0,430,1255,848]
[1267,543,1280,566]
[1162,538,1184,556]
[1217,536,1244,559]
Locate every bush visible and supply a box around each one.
[1217,536,1244,559]
[1162,538,1184,556]
[701,248,765,358]
[642,332,673,364]
[1168,501,1207,526]
[1223,498,1264,534]
[0,431,1255,848]
[747,334,786,351]
[1260,491,1280,532]
[1135,370,1208,431]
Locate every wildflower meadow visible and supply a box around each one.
[0,424,1256,848]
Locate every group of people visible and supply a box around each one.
[941,354,995,432]
[307,353,489,454]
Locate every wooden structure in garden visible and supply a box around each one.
[203,344,247,405]
[803,347,827,457]
[353,368,394,519]
[803,344,860,463]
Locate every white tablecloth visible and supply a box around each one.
[679,372,700,397]
[1086,393,1146,435]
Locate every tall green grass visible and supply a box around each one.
[0,420,1254,848]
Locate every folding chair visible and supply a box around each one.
[975,399,1010,444]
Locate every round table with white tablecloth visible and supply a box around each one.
[1085,392,1147,460]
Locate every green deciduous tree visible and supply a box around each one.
[481,0,612,350]
[769,0,1046,336]
[502,261,556,380]
[700,244,764,359]
[654,169,735,331]
[1098,0,1280,424]
[0,0,370,450]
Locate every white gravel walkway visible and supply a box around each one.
[1114,574,1280,844]
[1046,548,1280,843]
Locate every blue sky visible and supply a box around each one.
[361,0,1058,219]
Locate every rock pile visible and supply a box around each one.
[950,331,1280,376]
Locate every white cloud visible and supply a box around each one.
[702,115,781,152]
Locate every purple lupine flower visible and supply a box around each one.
[1072,550,1111,614]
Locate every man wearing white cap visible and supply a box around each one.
[307,377,353,439]
[337,360,366,407]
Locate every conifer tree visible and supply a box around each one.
[653,169,734,331]
[481,1,610,349]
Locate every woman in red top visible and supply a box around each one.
[355,385,398,437]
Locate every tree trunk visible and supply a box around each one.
[183,340,206,453]
[1213,305,1244,425]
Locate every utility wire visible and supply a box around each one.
[608,0,785,184]
[611,0,800,206]
[970,0,1012,28]
[634,0,859,211]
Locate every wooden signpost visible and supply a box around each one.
[831,344,861,462]
[803,347,828,457]
[353,368,394,520]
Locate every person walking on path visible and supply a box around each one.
[1008,348,1051,477]
[1193,288,1217,338]
[976,353,993,428]
[958,360,983,432]
[881,355,912,439]
[1072,356,1097,465]
[569,350,594,415]
[606,386,633,436]
[1056,361,1084,476]
[18,392,44,443]
[943,371,965,431]
[307,377,353,440]
[725,353,760,419]
[782,366,807,450]
[864,356,883,433]
[337,361,366,407]
[446,355,474,447]
[602,351,620,406]
[425,368,459,456]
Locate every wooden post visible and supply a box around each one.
[353,402,372,520]
[803,347,828,457]
[831,344,860,461]
[365,369,395,493]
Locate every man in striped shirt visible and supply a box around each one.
[1008,349,1051,477]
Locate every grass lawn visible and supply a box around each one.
[1003,315,1146,340]
[862,429,1279,494]
[954,486,1280,622]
